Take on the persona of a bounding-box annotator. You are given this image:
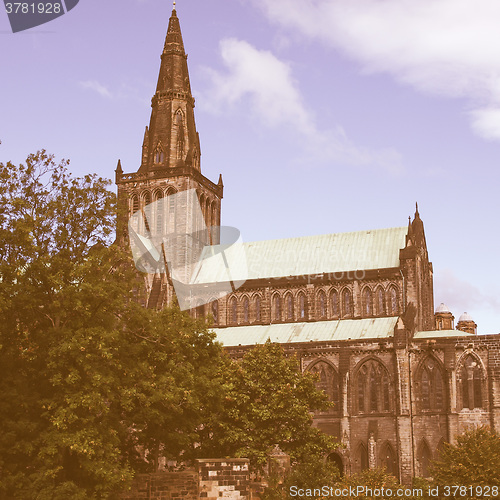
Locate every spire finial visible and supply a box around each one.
[173,0,176,8]
[415,201,419,216]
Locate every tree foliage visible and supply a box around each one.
[199,341,338,468]
[431,426,500,496]
[0,151,336,498]
[0,151,225,498]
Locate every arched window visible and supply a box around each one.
[211,300,218,323]
[419,357,445,410]
[154,190,164,235]
[143,192,152,232]
[272,295,281,322]
[418,441,432,478]
[175,110,185,159]
[243,296,249,323]
[327,453,343,477]
[317,291,327,319]
[376,287,385,316]
[380,443,397,477]
[132,195,139,214]
[254,295,261,322]
[460,355,483,409]
[357,443,368,472]
[205,198,211,230]
[167,189,176,231]
[285,293,294,321]
[308,361,340,409]
[154,147,164,164]
[342,289,352,317]
[229,297,237,325]
[331,290,339,318]
[362,287,373,316]
[356,359,391,413]
[298,292,307,320]
[388,286,399,315]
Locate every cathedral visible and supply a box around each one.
[115,7,500,485]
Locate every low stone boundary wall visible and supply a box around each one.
[120,458,265,499]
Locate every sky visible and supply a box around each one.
[1,0,499,333]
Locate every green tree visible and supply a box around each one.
[199,341,338,468]
[0,151,225,498]
[431,426,500,498]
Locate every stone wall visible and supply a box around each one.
[119,459,264,500]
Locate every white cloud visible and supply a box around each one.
[434,268,500,317]
[201,38,402,173]
[79,80,113,99]
[249,0,500,141]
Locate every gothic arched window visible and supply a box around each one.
[298,292,307,320]
[380,443,397,477]
[272,295,281,322]
[175,110,185,159]
[388,286,399,315]
[362,287,373,317]
[167,189,176,230]
[460,355,483,409]
[342,289,352,317]
[356,359,391,414]
[376,287,385,316]
[308,360,340,410]
[243,296,249,323]
[154,190,164,235]
[285,293,294,321]
[229,297,237,325]
[357,443,368,472]
[254,295,261,322]
[419,357,445,411]
[418,441,432,478]
[211,300,218,324]
[331,290,339,318]
[132,195,139,214]
[317,291,327,319]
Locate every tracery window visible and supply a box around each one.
[272,295,281,322]
[229,297,237,325]
[331,290,339,318]
[154,148,164,164]
[460,355,483,409]
[211,300,218,323]
[308,360,340,409]
[317,290,327,319]
[254,295,261,322]
[154,190,164,235]
[376,287,385,316]
[285,293,294,321]
[362,287,373,316]
[419,357,445,410]
[389,286,399,315]
[342,289,353,317]
[357,443,368,471]
[356,359,391,413]
[243,296,250,323]
[143,192,152,232]
[298,293,307,320]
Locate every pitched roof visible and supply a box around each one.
[213,317,399,347]
[193,226,408,283]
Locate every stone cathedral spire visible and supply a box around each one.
[140,7,201,172]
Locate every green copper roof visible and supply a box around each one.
[193,226,408,283]
[213,317,399,347]
[414,330,475,339]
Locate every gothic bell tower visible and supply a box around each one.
[116,6,223,309]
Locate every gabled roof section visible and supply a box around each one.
[194,226,408,283]
[213,317,399,347]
